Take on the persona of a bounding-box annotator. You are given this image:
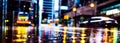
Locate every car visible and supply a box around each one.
[79,16,118,27]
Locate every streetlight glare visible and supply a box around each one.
[72,7,77,12]
[90,3,95,8]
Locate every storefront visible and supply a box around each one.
[106,8,120,17]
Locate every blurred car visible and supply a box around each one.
[79,16,118,27]
[15,12,32,26]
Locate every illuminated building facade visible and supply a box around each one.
[60,0,81,18]
[0,0,38,43]
[1,0,38,26]
[42,0,59,21]
[98,0,120,25]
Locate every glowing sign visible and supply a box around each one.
[102,4,120,11]
[106,9,120,15]
[54,0,59,10]
[61,6,68,10]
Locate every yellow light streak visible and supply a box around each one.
[16,35,21,38]
[5,20,9,23]
[72,40,76,43]
[80,28,86,43]
[80,40,85,43]
[22,35,27,38]
[109,28,118,43]
[5,26,8,34]
[72,27,76,43]
[81,34,86,37]
[63,26,67,43]
[16,21,31,24]
[14,26,28,43]
[16,26,28,35]
[13,39,26,42]
[103,28,108,43]
[18,16,28,19]
[81,37,85,39]
[63,41,66,43]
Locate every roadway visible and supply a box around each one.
[2,24,120,43]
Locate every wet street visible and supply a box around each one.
[39,25,120,43]
[2,24,120,43]
[3,26,37,43]
[1,0,120,43]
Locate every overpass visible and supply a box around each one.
[65,6,97,17]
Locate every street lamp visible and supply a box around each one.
[90,3,95,8]
[90,2,95,16]
[72,7,77,12]
[72,7,77,27]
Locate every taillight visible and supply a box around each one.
[115,20,118,23]
[105,20,112,23]
[105,20,109,23]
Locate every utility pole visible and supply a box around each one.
[90,2,95,15]
[72,7,77,27]
[73,0,77,27]
[38,0,43,43]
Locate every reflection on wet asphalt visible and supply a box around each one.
[39,25,119,43]
[2,25,120,43]
[4,26,36,43]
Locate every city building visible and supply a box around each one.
[0,0,38,43]
[1,0,38,26]
[60,0,82,18]
[42,0,59,22]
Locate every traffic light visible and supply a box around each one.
[64,15,69,20]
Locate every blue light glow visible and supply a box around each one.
[54,0,59,10]
[61,6,68,10]
[102,3,120,11]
